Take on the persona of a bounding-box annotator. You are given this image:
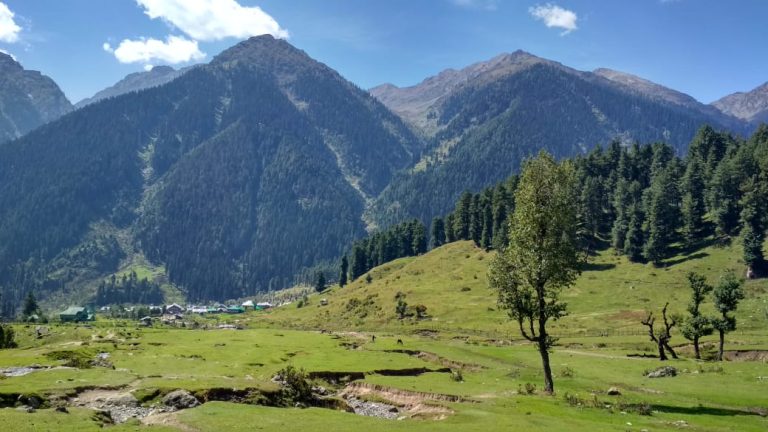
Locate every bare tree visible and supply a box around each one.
[641,303,678,361]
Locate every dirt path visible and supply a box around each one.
[560,349,648,360]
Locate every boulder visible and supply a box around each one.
[162,390,200,410]
[646,366,677,378]
[607,387,621,396]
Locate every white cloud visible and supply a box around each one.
[529,3,578,35]
[104,35,205,66]
[0,1,22,43]
[136,0,288,41]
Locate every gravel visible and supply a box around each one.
[344,396,401,420]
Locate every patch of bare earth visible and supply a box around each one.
[724,350,768,362]
[340,382,467,420]
[142,411,198,432]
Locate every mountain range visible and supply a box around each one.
[0,52,72,143]
[0,37,765,308]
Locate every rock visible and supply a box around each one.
[55,406,69,413]
[162,390,200,410]
[646,366,677,378]
[607,387,621,396]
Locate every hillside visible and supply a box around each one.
[713,81,768,125]
[0,35,422,307]
[0,52,72,143]
[369,53,751,227]
[74,65,192,109]
[264,241,768,338]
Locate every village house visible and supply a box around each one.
[59,306,93,323]
[165,303,184,315]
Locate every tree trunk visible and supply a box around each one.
[657,341,667,361]
[538,329,554,394]
[693,336,700,360]
[663,342,678,359]
[718,329,725,361]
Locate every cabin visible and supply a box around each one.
[59,306,93,323]
[165,303,184,315]
[227,305,245,314]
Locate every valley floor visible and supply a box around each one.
[1,242,766,431]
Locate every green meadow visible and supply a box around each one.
[0,241,766,431]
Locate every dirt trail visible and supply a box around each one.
[560,349,648,360]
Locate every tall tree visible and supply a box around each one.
[454,191,473,241]
[624,182,645,262]
[445,213,456,243]
[22,291,39,318]
[430,217,446,249]
[680,272,714,360]
[611,178,630,252]
[314,272,326,293]
[339,255,349,288]
[712,272,744,361]
[488,152,583,394]
[411,220,427,255]
[350,244,368,280]
[681,154,707,247]
[739,176,765,273]
[643,166,681,265]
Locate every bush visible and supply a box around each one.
[276,366,313,405]
[450,369,464,382]
[560,367,574,378]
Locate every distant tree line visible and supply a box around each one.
[341,124,768,283]
[95,271,164,306]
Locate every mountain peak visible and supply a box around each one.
[712,80,768,123]
[0,51,23,72]
[211,34,305,66]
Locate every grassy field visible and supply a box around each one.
[0,241,765,430]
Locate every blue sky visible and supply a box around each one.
[0,0,765,104]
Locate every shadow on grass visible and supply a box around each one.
[581,262,617,271]
[652,404,766,417]
[663,252,709,267]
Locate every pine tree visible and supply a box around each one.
[339,255,349,287]
[469,194,482,245]
[411,220,427,255]
[739,176,765,272]
[350,244,368,280]
[611,178,630,252]
[681,154,707,247]
[643,166,681,265]
[624,182,645,262]
[430,217,446,249]
[445,213,456,243]
[481,202,493,250]
[454,191,472,240]
[315,272,326,293]
[22,291,39,318]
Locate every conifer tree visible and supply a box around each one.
[611,178,630,252]
[430,217,446,249]
[339,255,348,287]
[739,177,765,272]
[411,221,427,255]
[681,154,707,247]
[643,166,681,265]
[454,192,472,240]
[22,291,39,318]
[624,182,645,262]
[315,272,326,293]
[445,213,456,243]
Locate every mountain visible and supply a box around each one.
[712,82,768,124]
[369,51,751,227]
[0,35,422,307]
[0,52,72,143]
[593,68,745,130]
[75,65,192,109]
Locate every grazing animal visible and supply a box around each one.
[396,339,403,345]
[371,335,376,343]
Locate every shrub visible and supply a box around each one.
[450,369,464,382]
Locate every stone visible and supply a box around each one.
[162,390,200,410]
[607,387,621,396]
[646,366,677,378]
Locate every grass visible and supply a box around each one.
[0,240,765,430]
